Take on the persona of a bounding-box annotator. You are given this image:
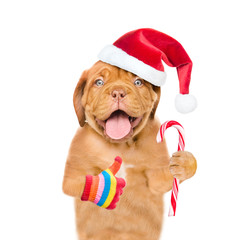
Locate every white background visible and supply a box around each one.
[0,0,252,239]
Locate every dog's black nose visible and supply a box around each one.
[111,89,126,101]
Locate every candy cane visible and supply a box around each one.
[156,120,185,216]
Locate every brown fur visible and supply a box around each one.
[63,61,197,240]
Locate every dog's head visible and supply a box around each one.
[73,61,160,142]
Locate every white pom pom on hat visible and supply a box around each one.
[175,94,197,113]
[98,28,197,113]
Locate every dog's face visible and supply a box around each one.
[74,61,160,142]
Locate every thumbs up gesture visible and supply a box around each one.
[81,156,126,210]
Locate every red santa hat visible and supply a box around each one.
[98,28,197,113]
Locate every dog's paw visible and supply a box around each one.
[169,151,197,182]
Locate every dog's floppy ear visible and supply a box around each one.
[73,70,88,127]
[150,86,161,119]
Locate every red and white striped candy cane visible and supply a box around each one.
[156,120,185,216]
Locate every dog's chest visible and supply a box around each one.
[116,162,134,179]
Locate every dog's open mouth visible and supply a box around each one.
[96,110,143,140]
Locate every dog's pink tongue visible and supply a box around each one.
[105,112,131,140]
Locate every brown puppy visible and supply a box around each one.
[63,61,197,240]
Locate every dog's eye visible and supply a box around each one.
[134,79,143,87]
[95,79,104,87]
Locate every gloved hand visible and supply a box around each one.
[81,156,126,210]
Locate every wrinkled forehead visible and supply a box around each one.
[87,61,137,82]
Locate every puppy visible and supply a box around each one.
[62,61,197,240]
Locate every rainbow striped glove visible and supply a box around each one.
[81,156,126,210]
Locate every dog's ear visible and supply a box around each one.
[73,70,88,127]
[150,86,161,119]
